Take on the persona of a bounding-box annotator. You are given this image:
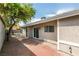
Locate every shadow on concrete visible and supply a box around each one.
[21,38,45,45]
[0,37,36,56]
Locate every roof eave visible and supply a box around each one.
[25,9,79,27]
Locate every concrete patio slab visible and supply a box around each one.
[0,35,64,56]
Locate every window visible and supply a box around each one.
[44,26,54,32]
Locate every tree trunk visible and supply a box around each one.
[6,17,16,41]
[0,15,16,41]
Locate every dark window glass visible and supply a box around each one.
[34,28,39,38]
[44,26,54,32]
[49,26,54,32]
[44,26,48,32]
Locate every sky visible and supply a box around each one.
[31,3,79,22]
[19,3,79,26]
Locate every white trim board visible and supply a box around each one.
[59,40,79,47]
[57,19,59,50]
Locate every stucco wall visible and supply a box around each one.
[59,15,79,44]
[59,15,79,55]
[27,20,57,43]
[40,20,57,42]
[0,20,5,51]
[27,27,33,38]
[59,43,79,56]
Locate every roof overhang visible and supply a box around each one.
[25,9,79,27]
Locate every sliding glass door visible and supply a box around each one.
[34,28,39,38]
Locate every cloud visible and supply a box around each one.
[31,18,41,22]
[45,14,56,17]
[56,8,75,14]
[45,8,75,18]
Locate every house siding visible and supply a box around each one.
[0,20,5,51]
[27,20,57,44]
[41,21,57,42]
[27,27,32,38]
[59,15,79,55]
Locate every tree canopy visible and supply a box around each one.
[0,3,36,27]
[0,3,36,41]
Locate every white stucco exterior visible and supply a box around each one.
[26,21,57,44]
[59,15,79,55]
[25,10,79,55]
[0,20,5,51]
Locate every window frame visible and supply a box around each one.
[44,26,54,32]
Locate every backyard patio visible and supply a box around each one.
[0,34,63,56]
